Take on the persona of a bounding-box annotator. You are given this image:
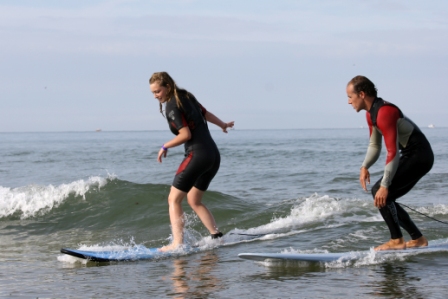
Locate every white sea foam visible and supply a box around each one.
[242,194,372,235]
[253,246,418,268]
[57,237,193,264]
[222,194,448,249]
[415,203,448,216]
[0,175,115,219]
[323,248,415,268]
[57,253,89,265]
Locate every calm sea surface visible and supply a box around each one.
[1,128,448,298]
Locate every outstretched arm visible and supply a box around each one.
[204,111,234,133]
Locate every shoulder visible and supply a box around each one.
[176,89,191,99]
[377,105,401,119]
[165,98,181,120]
[376,105,401,131]
[165,98,177,111]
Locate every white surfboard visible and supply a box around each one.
[238,242,448,262]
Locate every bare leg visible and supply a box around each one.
[374,237,406,251]
[187,187,219,234]
[406,236,428,248]
[159,186,187,252]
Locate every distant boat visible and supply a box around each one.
[428,124,435,128]
[95,129,102,132]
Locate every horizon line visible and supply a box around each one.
[1,126,445,134]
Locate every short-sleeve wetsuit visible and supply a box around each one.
[165,91,220,193]
[363,97,434,240]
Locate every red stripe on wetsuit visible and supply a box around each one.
[368,105,401,165]
[175,114,193,175]
[176,151,193,175]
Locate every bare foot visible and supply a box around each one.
[158,243,182,252]
[374,237,406,251]
[406,236,428,248]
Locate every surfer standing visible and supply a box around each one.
[149,72,234,252]
[346,75,434,251]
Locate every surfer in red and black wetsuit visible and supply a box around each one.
[346,75,434,251]
[149,72,234,252]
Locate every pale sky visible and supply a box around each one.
[1,0,447,132]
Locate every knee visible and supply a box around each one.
[167,193,184,206]
[167,197,179,207]
[187,197,200,209]
[186,187,204,208]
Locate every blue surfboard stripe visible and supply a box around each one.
[60,232,265,262]
[60,246,198,262]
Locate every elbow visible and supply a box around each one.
[386,151,398,163]
[185,130,192,141]
[203,111,210,122]
[180,128,192,142]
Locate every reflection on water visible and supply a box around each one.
[167,251,223,299]
[240,257,436,298]
[366,262,424,298]
[262,260,326,279]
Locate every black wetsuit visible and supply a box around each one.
[364,98,434,240]
[165,91,220,193]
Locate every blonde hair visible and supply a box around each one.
[149,72,188,117]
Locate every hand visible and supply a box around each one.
[359,167,370,191]
[221,121,235,133]
[374,186,388,208]
[158,147,167,163]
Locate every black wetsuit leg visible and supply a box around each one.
[172,147,220,193]
[194,149,220,191]
[395,202,422,239]
[371,143,434,240]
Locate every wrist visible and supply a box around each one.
[161,144,168,151]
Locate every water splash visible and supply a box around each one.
[0,175,115,219]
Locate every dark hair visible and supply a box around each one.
[348,75,377,97]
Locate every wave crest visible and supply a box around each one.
[0,175,114,219]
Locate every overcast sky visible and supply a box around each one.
[1,0,447,132]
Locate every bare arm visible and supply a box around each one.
[204,111,234,133]
[157,127,191,163]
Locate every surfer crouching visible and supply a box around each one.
[346,75,433,251]
[150,72,234,252]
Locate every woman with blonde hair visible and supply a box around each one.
[149,72,234,251]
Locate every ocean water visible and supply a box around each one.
[1,128,448,298]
